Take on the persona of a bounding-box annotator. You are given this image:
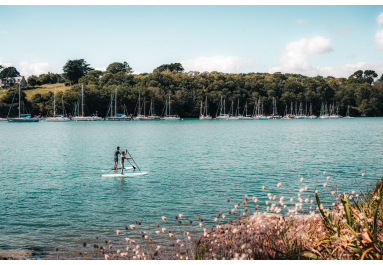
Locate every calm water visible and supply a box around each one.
[1,118,383,258]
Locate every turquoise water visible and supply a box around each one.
[1,118,383,257]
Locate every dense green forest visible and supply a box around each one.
[1,60,383,118]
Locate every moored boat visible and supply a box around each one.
[71,85,103,121]
[46,87,70,122]
[7,84,39,122]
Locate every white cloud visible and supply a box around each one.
[328,26,352,35]
[180,55,254,73]
[131,70,141,75]
[95,66,106,71]
[376,12,383,27]
[0,31,7,34]
[374,29,383,50]
[0,62,13,68]
[270,36,332,75]
[19,61,52,77]
[268,36,383,78]
[295,19,309,24]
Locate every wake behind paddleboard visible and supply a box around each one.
[102,172,148,177]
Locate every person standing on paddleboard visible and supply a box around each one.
[120,150,132,175]
[114,146,121,170]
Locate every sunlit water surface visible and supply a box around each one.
[1,118,382,258]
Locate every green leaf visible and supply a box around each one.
[301,252,322,260]
[348,245,363,255]
[373,190,383,241]
[342,194,353,226]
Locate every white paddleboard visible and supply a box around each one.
[102,172,148,177]
[109,166,134,171]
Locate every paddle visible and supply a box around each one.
[126,150,141,172]
[127,159,136,170]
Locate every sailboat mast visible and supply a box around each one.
[205,96,208,116]
[81,85,84,117]
[54,87,56,117]
[137,88,141,116]
[18,83,21,118]
[115,88,117,117]
[200,100,203,116]
[168,96,171,116]
[144,97,146,116]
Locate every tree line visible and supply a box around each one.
[1,60,383,118]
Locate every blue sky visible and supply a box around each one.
[1,5,383,78]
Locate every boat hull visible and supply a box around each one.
[46,117,71,122]
[7,118,39,122]
[72,117,103,121]
[199,115,212,120]
[161,117,180,120]
[105,117,132,121]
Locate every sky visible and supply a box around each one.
[1,5,383,78]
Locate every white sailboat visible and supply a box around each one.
[267,97,281,119]
[344,105,354,118]
[216,96,229,119]
[134,89,144,121]
[148,99,161,120]
[329,103,342,118]
[295,102,307,119]
[254,97,267,119]
[7,83,39,122]
[161,96,180,120]
[138,97,155,120]
[71,85,103,121]
[319,103,329,119]
[240,101,253,120]
[307,103,317,119]
[227,101,240,120]
[199,96,212,120]
[46,87,70,122]
[105,88,131,121]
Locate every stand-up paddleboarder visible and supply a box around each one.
[120,150,132,175]
[114,146,121,170]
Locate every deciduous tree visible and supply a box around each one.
[62,59,94,85]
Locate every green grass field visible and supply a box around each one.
[0,83,72,100]
[24,83,72,99]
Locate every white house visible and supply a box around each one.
[0,76,27,87]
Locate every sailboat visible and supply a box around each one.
[46,87,70,122]
[71,85,102,121]
[254,97,267,119]
[199,96,212,120]
[7,83,39,122]
[148,99,161,120]
[228,101,240,120]
[267,97,281,119]
[344,105,354,118]
[105,88,131,121]
[329,103,342,118]
[134,89,145,121]
[241,101,253,120]
[138,97,155,120]
[295,102,307,119]
[216,96,229,119]
[161,96,180,120]
[307,103,317,119]
[319,103,329,119]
